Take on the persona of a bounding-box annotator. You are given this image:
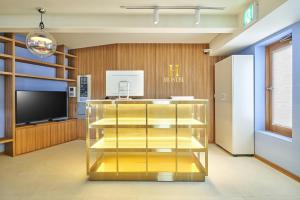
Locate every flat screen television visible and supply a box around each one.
[16,90,68,125]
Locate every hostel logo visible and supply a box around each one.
[163,64,184,83]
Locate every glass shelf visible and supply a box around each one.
[90,136,205,152]
[89,118,206,128]
[86,99,209,181]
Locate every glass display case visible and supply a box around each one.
[86,99,209,181]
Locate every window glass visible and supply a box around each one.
[271,44,292,128]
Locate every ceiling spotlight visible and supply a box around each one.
[194,8,201,25]
[26,8,57,58]
[153,8,159,24]
[121,5,225,25]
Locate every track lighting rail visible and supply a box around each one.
[120,6,225,10]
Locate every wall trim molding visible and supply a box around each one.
[255,154,300,183]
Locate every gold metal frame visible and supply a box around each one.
[86,99,209,181]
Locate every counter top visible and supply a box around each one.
[87,99,208,104]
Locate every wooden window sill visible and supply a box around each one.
[256,130,293,142]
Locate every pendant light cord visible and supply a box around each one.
[39,10,45,30]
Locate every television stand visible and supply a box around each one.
[15,119,78,155]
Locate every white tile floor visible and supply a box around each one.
[0,141,299,200]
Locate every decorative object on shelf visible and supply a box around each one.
[26,8,57,58]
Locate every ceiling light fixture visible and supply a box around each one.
[120,6,225,10]
[121,5,224,25]
[194,8,201,25]
[26,8,57,58]
[153,8,160,24]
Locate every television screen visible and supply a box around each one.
[16,90,67,124]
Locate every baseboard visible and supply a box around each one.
[255,154,300,183]
[216,144,254,156]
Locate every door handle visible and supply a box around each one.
[266,86,273,91]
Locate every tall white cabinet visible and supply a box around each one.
[215,55,254,155]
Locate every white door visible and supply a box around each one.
[232,55,254,154]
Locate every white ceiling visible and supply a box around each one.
[210,0,300,55]
[0,0,242,49]
[0,0,247,15]
[52,33,218,49]
[0,0,295,55]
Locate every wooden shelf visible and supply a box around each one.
[0,35,13,43]
[14,40,26,48]
[0,53,13,59]
[0,137,13,144]
[65,66,76,70]
[64,78,76,82]
[0,71,13,76]
[15,56,65,69]
[15,73,75,82]
[66,53,76,58]
[1,34,77,156]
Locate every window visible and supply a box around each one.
[266,39,292,137]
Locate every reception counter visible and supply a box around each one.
[86,99,209,181]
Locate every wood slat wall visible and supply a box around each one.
[73,44,224,142]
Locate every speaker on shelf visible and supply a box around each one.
[77,75,91,102]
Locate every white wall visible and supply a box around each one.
[238,22,300,177]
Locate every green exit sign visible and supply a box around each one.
[243,2,258,28]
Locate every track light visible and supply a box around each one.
[121,5,225,25]
[194,9,201,25]
[153,8,159,24]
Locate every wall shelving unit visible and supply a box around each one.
[86,99,209,181]
[0,33,77,156]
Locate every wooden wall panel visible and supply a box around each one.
[76,44,118,99]
[74,44,224,142]
[117,44,156,98]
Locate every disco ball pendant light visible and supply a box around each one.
[26,8,57,58]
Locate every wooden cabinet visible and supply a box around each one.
[77,119,86,139]
[50,122,66,145]
[15,126,36,155]
[65,119,77,141]
[15,119,77,155]
[215,55,254,155]
[36,124,51,150]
